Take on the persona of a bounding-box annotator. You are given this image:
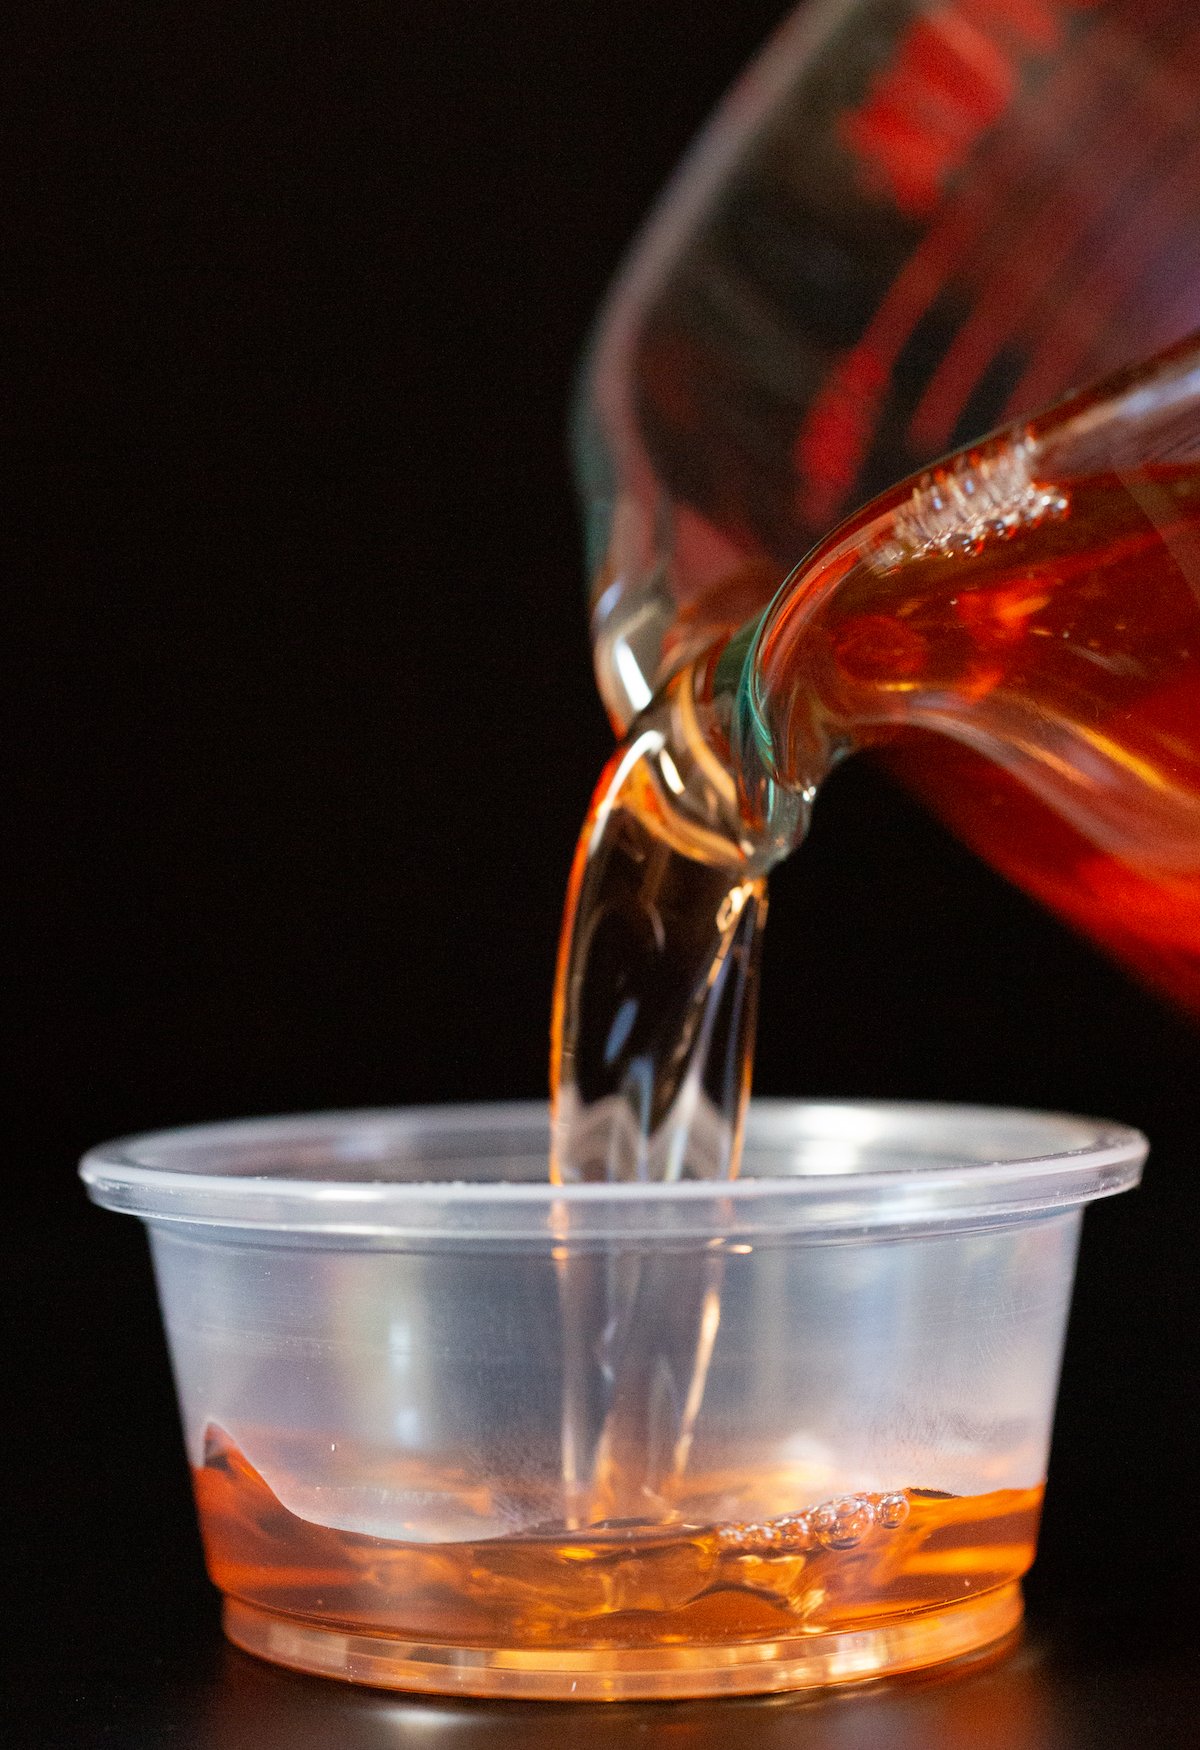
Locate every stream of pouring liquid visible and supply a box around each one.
[548,731,770,1524]
[550,448,1200,1524]
[550,751,766,1188]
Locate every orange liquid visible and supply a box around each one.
[193,1427,1042,1651]
[892,733,1200,1012]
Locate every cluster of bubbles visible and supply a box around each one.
[870,433,1069,571]
[718,1489,910,1557]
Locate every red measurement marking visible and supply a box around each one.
[908,19,1200,454]
[793,3,1123,526]
[838,0,1095,222]
[1002,103,1200,417]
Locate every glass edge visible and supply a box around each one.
[79,1141,1145,1237]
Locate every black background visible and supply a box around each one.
[7,3,1199,1742]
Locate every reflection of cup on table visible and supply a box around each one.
[81,1100,1143,1700]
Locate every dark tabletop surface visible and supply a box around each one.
[17,1588,1200,1748]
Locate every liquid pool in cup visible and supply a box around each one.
[80,1102,1144,1701]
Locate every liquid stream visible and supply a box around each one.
[195,1428,1041,1650]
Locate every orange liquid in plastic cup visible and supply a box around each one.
[81,1101,1143,1700]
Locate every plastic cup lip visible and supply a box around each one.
[79,1099,1147,1247]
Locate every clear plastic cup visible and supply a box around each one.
[81,1100,1144,1701]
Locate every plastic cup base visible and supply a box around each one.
[222,1582,1024,1701]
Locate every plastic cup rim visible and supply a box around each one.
[78,1098,1147,1241]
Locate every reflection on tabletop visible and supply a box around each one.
[188,1619,1183,1750]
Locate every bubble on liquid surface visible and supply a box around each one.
[775,1510,816,1551]
[719,1519,786,1556]
[870,434,1069,572]
[718,1490,909,1556]
[875,1492,910,1531]
[812,1495,876,1551]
